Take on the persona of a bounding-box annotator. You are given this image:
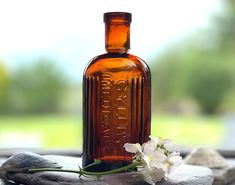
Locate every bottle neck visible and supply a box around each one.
[104,13,131,53]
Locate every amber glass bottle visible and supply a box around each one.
[83,12,151,171]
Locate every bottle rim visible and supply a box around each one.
[104,12,132,23]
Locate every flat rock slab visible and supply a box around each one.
[0,155,214,185]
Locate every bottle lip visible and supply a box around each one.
[104,12,132,23]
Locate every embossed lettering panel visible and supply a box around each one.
[98,73,130,156]
[84,72,145,161]
[95,72,144,157]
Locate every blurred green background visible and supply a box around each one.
[0,0,235,150]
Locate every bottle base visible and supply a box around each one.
[83,155,133,172]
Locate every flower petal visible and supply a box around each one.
[149,136,160,144]
[168,152,182,167]
[141,167,166,185]
[143,155,151,168]
[162,139,173,151]
[150,151,167,168]
[124,143,142,154]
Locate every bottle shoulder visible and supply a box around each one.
[84,52,151,77]
[88,52,147,64]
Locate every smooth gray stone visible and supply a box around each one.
[0,153,62,185]
[4,155,214,185]
[1,153,61,173]
[163,165,214,185]
[0,159,6,185]
[213,159,235,185]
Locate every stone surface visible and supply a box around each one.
[212,159,235,185]
[1,153,61,173]
[0,159,6,166]
[160,165,214,185]
[0,155,214,185]
[0,159,7,185]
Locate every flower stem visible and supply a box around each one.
[28,162,138,177]
[83,159,102,170]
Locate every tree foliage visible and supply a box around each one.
[0,62,10,113]
[0,58,68,114]
[151,0,235,114]
[9,58,67,113]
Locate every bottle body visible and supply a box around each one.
[83,52,151,171]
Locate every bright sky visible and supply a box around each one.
[0,0,221,81]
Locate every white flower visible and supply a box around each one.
[140,167,166,185]
[161,139,173,151]
[142,142,166,169]
[165,151,182,173]
[168,152,182,166]
[124,136,182,185]
[124,143,142,154]
[150,136,173,151]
